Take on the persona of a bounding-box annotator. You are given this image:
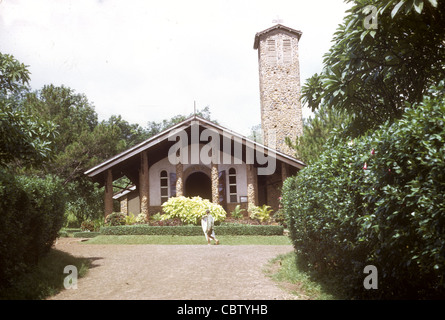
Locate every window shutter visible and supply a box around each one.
[283,39,292,64]
[266,39,277,65]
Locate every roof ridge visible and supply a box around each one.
[254,24,302,49]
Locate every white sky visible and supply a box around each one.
[0,0,351,136]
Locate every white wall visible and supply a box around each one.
[149,143,247,206]
[149,157,176,206]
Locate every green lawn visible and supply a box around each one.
[84,234,292,245]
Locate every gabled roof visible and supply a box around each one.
[84,115,305,182]
[253,24,303,49]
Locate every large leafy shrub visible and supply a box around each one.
[161,196,226,225]
[283,83,445,299]
[0,171,66,288]
[17,174,66,260]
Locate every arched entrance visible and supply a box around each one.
[184,171,212,200]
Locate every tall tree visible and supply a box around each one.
[24,84,98,154]
[0,53,57,168]
[105,115,150,148]
[286,106,351,164]
[302,0,445,137]
[145,105,217,137]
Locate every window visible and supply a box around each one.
[283,39,292,65]
[228,168,237,203]
[160,170,169,204]
[266,39,277,65]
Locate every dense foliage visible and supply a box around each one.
[0,169,65,288]
[302,0,445,137]
[285,105,351,164]
[1,50,222,289]
[1,53,57,167]
[283,84,445,299]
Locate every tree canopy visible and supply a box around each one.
[0,53,57,167]
[302,0,445,137]
[285,106,351,164]
[1,50,221,226]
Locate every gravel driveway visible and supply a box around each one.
[49,238,296,300]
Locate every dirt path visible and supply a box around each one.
[49,238,297,300]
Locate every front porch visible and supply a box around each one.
[85,116,304,218]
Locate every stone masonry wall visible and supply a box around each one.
[257,28,303,156]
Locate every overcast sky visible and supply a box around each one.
[0,0,351,136]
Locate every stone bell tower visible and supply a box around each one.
[254,24,303,156]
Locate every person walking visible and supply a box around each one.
[201,209,219,245]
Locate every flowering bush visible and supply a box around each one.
[161,196,226,225]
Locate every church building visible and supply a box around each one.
[85,24,305,217]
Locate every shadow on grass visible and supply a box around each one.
[0,249,92,300]
[265,252,348,300]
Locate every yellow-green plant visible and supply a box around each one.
[150,212,162,221]
[161,196,226,225]
[248,204,273,223]
[124,213,137,225]
[230,204,245,219]
[135,213,147,224]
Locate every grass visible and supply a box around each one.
[0,249,90,300]
[84,234,292,245]
[264,251,346,300]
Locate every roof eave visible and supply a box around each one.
[84,115,306,179]
[254,24,302,49]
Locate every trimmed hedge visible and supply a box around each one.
[72,232,101,238]
[100,224,284,236]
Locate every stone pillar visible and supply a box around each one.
[247,164,258,208]
[176,162,184,197]
[139,151,150,216]
[104,169,113,217]
[120,196,128,215]
[211,163,219,204]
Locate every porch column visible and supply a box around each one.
[211,163,219,204]
[247,164,258,208]
[104,169,113,217]
[139,151,150,216]
[176,162,184,197]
